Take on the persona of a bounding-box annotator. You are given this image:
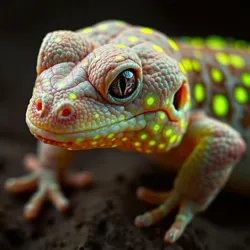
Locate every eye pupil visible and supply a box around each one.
[121,70,135,96]
[109,69,137,99]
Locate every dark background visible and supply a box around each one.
[0,1,250,249]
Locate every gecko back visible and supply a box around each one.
[175,37,250,142]
[81,22,250,141]
[173,37,250,190]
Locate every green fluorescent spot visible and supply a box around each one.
[146,96,155,106]
[192,60,200,71]
[194,83,205,103]
[140,133,147,140]
[159,112,166,120]
[182,59,192,71]
[206,36,225,50]
[165,128,173,137]
[211,68,223,82]
[212,94,229,117]
[153,124,160,132]
[229,54,245,68]
[241,72,250,87]
[179,62,186,74]
[169,134,177,144]
[190,37,204,48]
[216,52,229,65]
[234,86,248,104]
[107,133,114,139]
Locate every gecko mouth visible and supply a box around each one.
[26,107,176,149]
[26,113,147,144]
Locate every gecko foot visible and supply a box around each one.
[135,187,200,244]
[5,154,92,220]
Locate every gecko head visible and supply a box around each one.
[26,32,190,152]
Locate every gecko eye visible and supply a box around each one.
[173,79,189,111]
[108,69,138,100]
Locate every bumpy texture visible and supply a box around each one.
[5,20,249,244]
[27,21,190,153]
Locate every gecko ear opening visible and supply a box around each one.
[173,79,189,111]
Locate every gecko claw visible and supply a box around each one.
[135,187,199,243]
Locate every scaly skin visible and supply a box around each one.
[5,20,249,243]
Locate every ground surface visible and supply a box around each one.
[0,136,250,250]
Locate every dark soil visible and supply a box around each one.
[0,140,250,250]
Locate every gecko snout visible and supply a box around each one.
[32,93,77,125]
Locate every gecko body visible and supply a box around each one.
[5,20,250,243]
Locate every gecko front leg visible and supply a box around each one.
[5,142,92,219]
[135,111,246,243]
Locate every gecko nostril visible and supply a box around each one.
[57,103,75,119]
[34,95,49,117]
[61,107,72,117]
[35,99,43,111]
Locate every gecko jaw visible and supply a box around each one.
[26,113,148,149]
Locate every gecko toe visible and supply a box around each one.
[6,153,92,219]
[23,173,70,219]
[5,173,38,193]
[135,188,199,243]
[136,186,171,205]
[135,190,179,227]
[48,184,70,212]
[164,229,179,243]
[163,200,197,243]
[24,189,47,220]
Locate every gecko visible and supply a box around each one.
[5,20,250,244]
